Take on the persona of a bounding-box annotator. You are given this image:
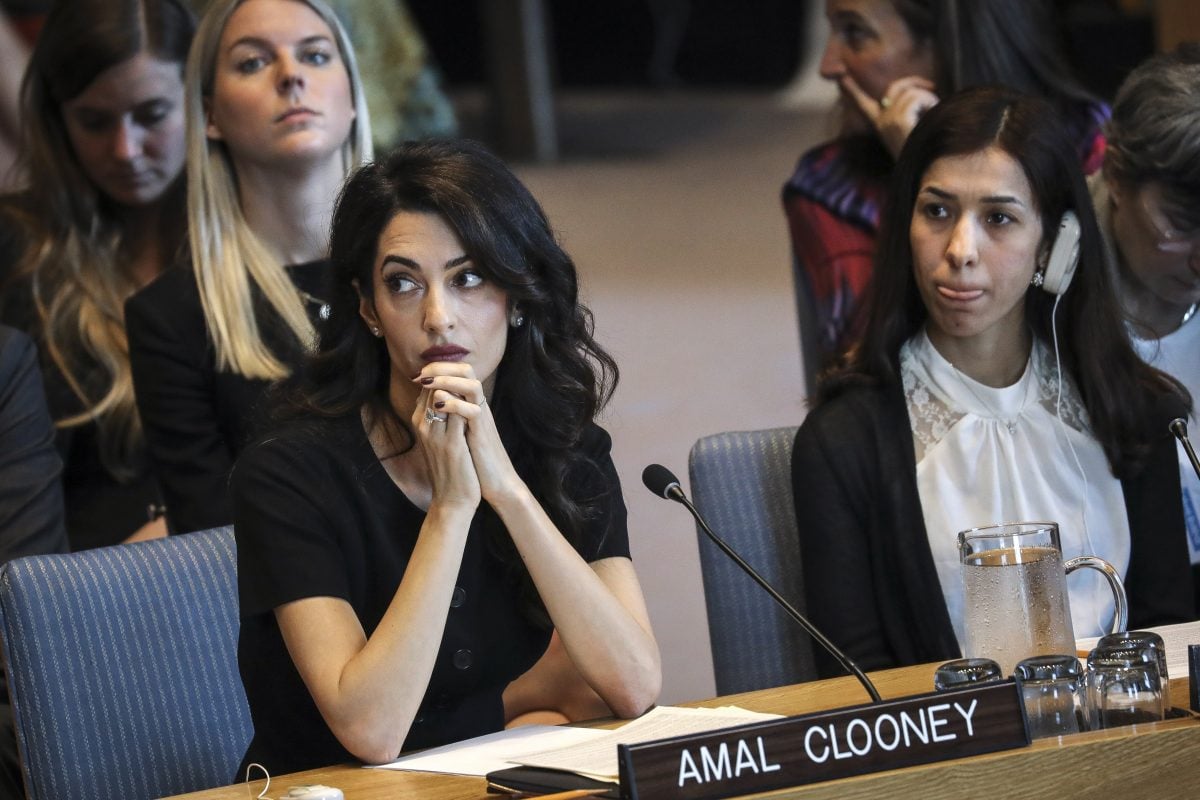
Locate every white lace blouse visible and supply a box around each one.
[901,329,1130,645]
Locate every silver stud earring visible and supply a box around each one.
[371,326,381,337]
[1030,270,1045,288]
[510,310,525,328]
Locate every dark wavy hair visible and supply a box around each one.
[820,86,1188,477]
[277,139,619,617]
[884,0,1100,156]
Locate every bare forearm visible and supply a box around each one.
[288,502,475,763]
[490,487,661,717]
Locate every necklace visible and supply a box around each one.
[299,289,331,320]
[949,363,1033,434]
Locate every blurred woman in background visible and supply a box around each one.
[784,0,1107,375]
[1092,44,1200,597]
[127,0,371,534]
[0,0,195,549]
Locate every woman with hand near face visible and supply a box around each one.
[232,140,661,774]
[791,87,1194,678]
[126,0,371,535]
[1092,45,1200,592]
[784,0,1106,376]
[0,0,194,550]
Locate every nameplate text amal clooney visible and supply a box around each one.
[617,681,1030,800]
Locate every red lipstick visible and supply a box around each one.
[421,344,469,362]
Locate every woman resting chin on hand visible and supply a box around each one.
[232,139,661,776]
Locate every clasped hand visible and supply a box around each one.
[410,362,520,509]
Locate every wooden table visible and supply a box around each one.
[166,665,1200,799]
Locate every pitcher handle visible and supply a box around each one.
[1064,556,1128,634]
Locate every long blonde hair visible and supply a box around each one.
[7,0,195,480]
[186,0,372,379]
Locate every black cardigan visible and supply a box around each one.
[791,379,1195,678]
[125,262,328,535]
[0,325,68,560]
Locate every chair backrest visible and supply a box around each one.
[0,527,252,800]
[688,427,816,695]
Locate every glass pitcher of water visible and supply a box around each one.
[957,522,1127,675]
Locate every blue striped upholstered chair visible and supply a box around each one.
[688,427,817,695]
[0,526,252,800]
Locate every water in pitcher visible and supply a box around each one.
[962,545,1077,675]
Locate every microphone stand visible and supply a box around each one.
[1170,418,1200,483]
[657,479,882,703]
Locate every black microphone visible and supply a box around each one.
[1170,418,1200,483]
[642,463,882,703]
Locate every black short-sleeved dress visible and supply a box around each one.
[232,413,630,776]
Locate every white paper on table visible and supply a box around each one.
[511,705,785,781]
[1077,619,1200,682]
[372,724,606,777]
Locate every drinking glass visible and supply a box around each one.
[1097,630,1170,712]
[958,521,1127,675]
[934,658,1004,692]
[1014,655,1085,738]
[1086,641,1164,729]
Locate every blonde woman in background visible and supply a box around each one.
[186,0,459,149]
[0,0,195,550]
[127,0,371,534]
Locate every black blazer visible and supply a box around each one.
[0,325,68,561]
[125,261,329,535]
[792,379,1196,678]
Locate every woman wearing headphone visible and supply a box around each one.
[791,87,1194,677]
[784,0,1107,374]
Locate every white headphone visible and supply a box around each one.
[1039,210,1081,296]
